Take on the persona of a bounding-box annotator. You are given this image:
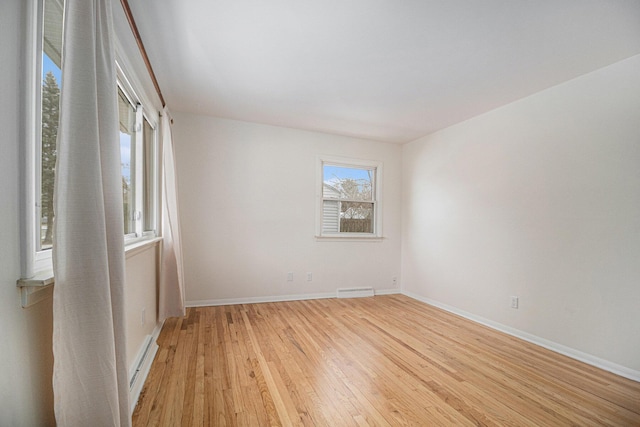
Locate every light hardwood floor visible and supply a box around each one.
[132,295,640,426]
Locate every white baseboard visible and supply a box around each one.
[186,288,401,308]
[186,292,335,307]
[129,320,164,415]
[375,288,401,296]
[402,290,640,383]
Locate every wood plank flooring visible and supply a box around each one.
[132,295,640,426]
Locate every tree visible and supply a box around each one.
[329,177,373,232]
[41,71,59,246]
[328,177,372,201]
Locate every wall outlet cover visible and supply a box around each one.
[511,296,519,309]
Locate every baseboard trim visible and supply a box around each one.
[374,288,401,296]
[402,290,640,383]
[129,320,164,415]
[186,288,401,307]
[186,292,335,307]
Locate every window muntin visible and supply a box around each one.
[319,159,381,237]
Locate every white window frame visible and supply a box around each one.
[19,0,160,286]
[116,64,159,245]
[315,155,383,240]
[21,0,52,279]
[141,112,159,235]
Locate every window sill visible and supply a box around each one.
[16,270,55,308]
[17,236,162,308]
[315,235,384,242]
[125,236,162,259]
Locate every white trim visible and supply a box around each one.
[129,320,163,415]
[114,39,161,116]
[402,290,640,383]
[186,292,335,307]
[141,114,159,233]
[374,288,401,296]
[19,0,42,280]
[125,236,161,259]
[187,288,401,308]
[314,235,384,242]
[133,103,144,237]
[18,283,53,308]
[117,67,160,242]
[318,155,382,170]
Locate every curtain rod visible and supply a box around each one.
[119,0,166,108]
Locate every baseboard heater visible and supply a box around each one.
[129,335,154,390]
[336,287,374,298]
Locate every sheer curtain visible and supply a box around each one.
[52,0,130,425]
[159,109,186,320]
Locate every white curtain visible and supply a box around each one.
[159,108,186,320]
[52,0,130,425]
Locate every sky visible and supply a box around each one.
[323,165,371,184]
[43,53,62,84]
[120,133,131,183]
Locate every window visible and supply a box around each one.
[38,0,64,252]
[21,0,65,275]
[118,87,137,236]
[117,79,158,240]
[317,157,383,238]
[21,0,159,280]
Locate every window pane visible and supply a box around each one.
[118,88,136,235]
[39,0,64,250]
[143,118,155,232]
[340,202,374,233]
[322,165,373,201]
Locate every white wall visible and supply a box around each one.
[0,0,55,424]
[124,245,160,371]
[172,114,403,303]
[402,55,640,373]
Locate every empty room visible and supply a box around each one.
[1,0,639,425]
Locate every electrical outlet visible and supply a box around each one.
[306,272,313,282]
[392,276,398,287]
[141,308,146,325]
[510,296,519,309]
[287,272,293,282]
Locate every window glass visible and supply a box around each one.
[143,118,155,232]
[118,88,136,235]
[38,0,64,251]
[323,165,373,201]
[322,164,376,234]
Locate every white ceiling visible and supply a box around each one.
[128,0,640,144]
